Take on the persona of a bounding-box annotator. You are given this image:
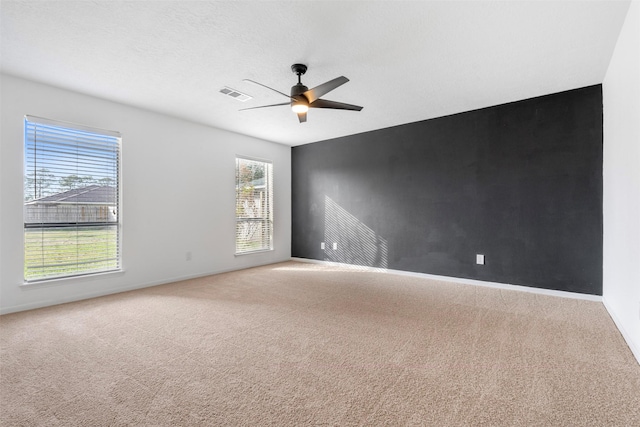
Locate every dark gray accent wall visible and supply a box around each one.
[292,85,603,295]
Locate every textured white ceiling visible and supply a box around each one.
[0,1,631,146]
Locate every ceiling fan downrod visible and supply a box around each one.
[291,63,307,85]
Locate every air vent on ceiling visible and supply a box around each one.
[220,87,252,102]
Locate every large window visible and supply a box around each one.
[23,116,121,282]
[235,157,273,254]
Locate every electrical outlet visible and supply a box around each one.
[186,251,192,261]
[476,254,484,265]
[321,242,325,250]
[333,242,338,250]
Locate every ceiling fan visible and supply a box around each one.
[241,64,363,123]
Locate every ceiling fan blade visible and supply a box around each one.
[297,112,307,123]
[309,99,363,111]
[303,76,349,103]
[243,79,293,100]
[239,102,290,111]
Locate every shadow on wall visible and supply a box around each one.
[324,196,388,268]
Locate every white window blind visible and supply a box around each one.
[235,157,273,254]
[23,116,121,282]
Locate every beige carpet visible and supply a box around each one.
[1,261,639,426]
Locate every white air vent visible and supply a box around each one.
[220,87,252,102]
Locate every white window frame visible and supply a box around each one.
[23,115,122,283]
[235,156,273,255]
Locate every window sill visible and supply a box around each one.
[21,269,125,289]
[234,248,274,257]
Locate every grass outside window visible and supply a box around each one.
[24,226,119,281]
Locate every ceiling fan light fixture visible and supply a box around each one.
[291,101,309,113]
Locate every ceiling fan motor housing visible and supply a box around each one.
[291,83,310,111]
[291,83,309,98]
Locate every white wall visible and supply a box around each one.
[603,0,640,363]
[0,74,291,314]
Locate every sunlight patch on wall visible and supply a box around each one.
[324,196,388,268]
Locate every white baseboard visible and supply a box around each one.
[2,256,604,312]
[290,257,603,302]
[2,272,209,315]
[1,259,289,315]
[602,298,640,366]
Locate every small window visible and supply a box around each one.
[235,157,273,254]
[23,116,121,282]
